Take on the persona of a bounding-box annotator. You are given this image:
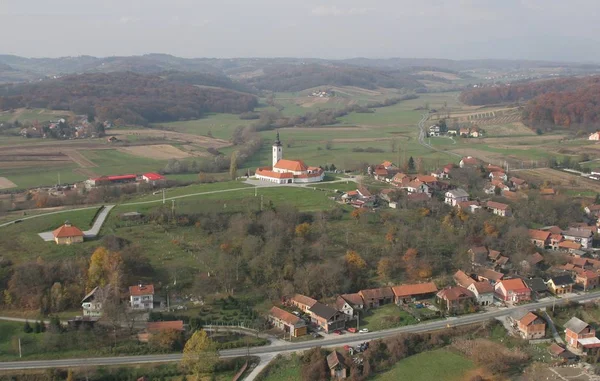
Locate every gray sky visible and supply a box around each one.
[2,0,599,61]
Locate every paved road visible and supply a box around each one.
[0,206,102,228]
[2,292,599,371]
[416,113,461,158]
[38,205,115,241]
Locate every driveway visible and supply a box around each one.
[38,205,115,241]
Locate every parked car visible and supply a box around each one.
[359,328,369,333]
[292,311,300,316]
[312,332,322,339]
[347,328,357,333]
[333,330,343,335]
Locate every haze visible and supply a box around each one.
[2,0,600,61]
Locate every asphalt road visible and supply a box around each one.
[1,292,598,371]
[417,113,461,158]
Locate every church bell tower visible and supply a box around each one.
[272,131,282,167]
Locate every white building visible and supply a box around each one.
[445,188,469,206]
[129,283,155,310]
[467,282,494,306]
[589,131,600,141]
[81,286,108,317]
[255,132,324,184]
[562,228,594,249]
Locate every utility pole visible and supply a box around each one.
[162,189,166,204]
[255,187,257,197]
[260,195,264,211]
[18,337,22,358]
[356,313,360,331]
[57,173,60,186]
[171,200,175,219]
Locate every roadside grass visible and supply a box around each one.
[124,180,252,203]
[258,353,302,381]
[372,348,475,381]
[359,304,418,331]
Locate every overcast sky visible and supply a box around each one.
[2,0,599,61]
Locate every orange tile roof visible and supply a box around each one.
[491,171,506,178]
[519,312,543,327]
[471,281,494,294]
[477,268,504,282]
[540,188,555,195]
[359,287,394,300]
[498,278,529,292]
[392,282,438,298]
[486,201,510,210]
[340,293,363,306]
[291,294,317,308]
[269,306,302,325]
[559,240,582,250]
[256,168,293,179]
[146,320,184,332]
[461,157,479,165]
[129,284,155,296]
[274,159,308,172]
[382,161,394,167]
[453,270,475,287]
[529,229,551,241]
[52,223,84,238]
[437,286,474,301]
[416,175,437,183]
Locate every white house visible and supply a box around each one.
[589,131,600,141]
[459,156,480,168]
[81,286,108,317]
[445,188,469,206]
[335,293,364,320]
[562,228,594,249]
[129,283,155,310]
[467,282,495,306]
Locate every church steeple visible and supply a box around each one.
[272,131,283,167]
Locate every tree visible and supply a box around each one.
[66,369,74,381]
[23,321,33,333]
[377,257,394,281]
[181,330,218,377]
[325,141,333,150]
[229,151,238,180]
[408,156,416,172]
[295,222,311,238]
[87,247,123,291]
[150,328,184,351]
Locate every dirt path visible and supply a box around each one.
[64,150,98,168]
[73,168,99,178]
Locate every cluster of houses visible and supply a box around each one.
[428,124,482,138]
[85,172,166,189]
[20,117,111,139]
[81,282,157,318]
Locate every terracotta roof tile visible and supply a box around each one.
[291,294,317,308]
[129,284,155,296]
[269,306,302,325]
[146,320,184,332]
[519,312,543,327]
[391,282,438,298]
[274,159,308,172]
[53,223,84,238]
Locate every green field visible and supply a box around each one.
[81,149,167,176]
[372,349,476,381]
[0,163,85,189]
[259,353,302,381]
[360,304,418,331]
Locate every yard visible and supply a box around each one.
[257,353,302,381]
[371,348,476,381]
[358,304,418,331]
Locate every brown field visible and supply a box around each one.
[64,150,98,168]
[0,177,17,189]
[450,148,506,165]
[483,122,535,136]
[111,129,231,149]
[519,168,600,193]
[118,144,200,160]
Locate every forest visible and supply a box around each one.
[0,72,258,125]
[243,63,423,92]
[460,76,600,129]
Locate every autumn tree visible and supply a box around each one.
[377,257,394,282]
[344,250,368,290]
[229,151,238,180]
[150,328,184,351]
[86,247,123,293]
[181,330,218,378]
[295,222,311,238]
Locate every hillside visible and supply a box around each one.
[241,63,423,92]
[0,72,258,125]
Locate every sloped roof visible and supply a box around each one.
[359,287,394,300]
[327,351,346,369]
[375,168,388,176]
[486,201,510,210]
[524,278,548,293]
[447,188,469,198]
[147,320,184,332]
[416,175,437,183]
[529,229,551,241]
[129,284,154,296]
[528,253,544,265]
[564,317,590,334]
[53,223,84,238]
[470,246,488,255]
[488,250,502,260]
[143,172,165,181]
[454,270,475,287]
[256,168,294,179]
[461,157,479,165]
[571,257,589,268]
[340,293,363,306]
[269,306,302,325]
[563,228,593,239]
[358,186,372,197]
[407,193,430,202]
[519,312,544,327]
[470,281,494,294]
[558,240,582,250]
[510,177,526,185]
[496,256,510,266]
[291,294,317,308]
[550,274,574,286]
[548,343,566,356]
[477,268,504,282]
[309,302,339,320]
[498,278,529,292]
[391,282,438,298]
[437,286,474,301]
[274,159,308,172]
[587,204,600,211]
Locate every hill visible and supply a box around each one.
[0,72,258,125]
[241,63,423,92]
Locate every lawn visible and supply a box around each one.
[259,353,302,381]
[359,304,418,331]
[156,113,256,140]
[81,149,168,176]
[0,162,86,189]
[372,348,476,381]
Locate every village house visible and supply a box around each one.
[574,268,599,291]
[563,228,594,249]
[373,167,390,181]
[489,171,508,182]
[470,127,481,138]
[402,180,430,195]
[459,156,480,168]
[431,168,450,179]
[454,270,475,287]
[289,294,317,312]
[547,275,575,295]
[81,286,108,317]
[558,240,582,253]
[469,246,490,266]
[142,172,166,186]
[564,317,600,353]
[129,283,155,310]
[445,188,469,206]
[589,131,600,141]
[495,278,531,303]
[475,268,504,284]
[486,201,511,217]
[335,294,364,320]
[517,312,546,340]
[459,128,471,137]
[327,351,348,379]
[359,287,394,309]
[268,306,307,337]
[407,193,431,203]
[550,234,564,250]
[308,302,346,333]
[524,277,549,298]
[548,343,577,364]
[436,286,476,312]
[467,281,495,306]
[585,204,600,218]
[510,177,528,190]
[391,282,438,304]
[540,188,557,198]
[529,229,551,248]
[457,200,481,213]
[138,320,184,343]
[52,221,84,245]
[524,253,544,272]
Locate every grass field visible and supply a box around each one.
[81,149,167,176]
[360,304,418,331]
[259,353,302,381]
[0,163,85,189]
[372,349,476,381]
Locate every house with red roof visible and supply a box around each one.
[129,283,155,310]
[485,201,511,217]
[517,312,546,339]
[142,172,166,185]
[335,293,364,320]
[467,281,495,306]
[289,294,317,312]
[138,320,185,343]
[436,286,475,312]
[359,287,394,309]
[391,282,438,304]
[495,278,531,303]
[459,156,480,168]
[574,268,599,291]
[255,132,324,184]
[529,229,551,248]
[52,221,84,245]
[268,306,307,337]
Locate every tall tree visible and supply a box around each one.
[229,151,238,181]
[181,330,218,378]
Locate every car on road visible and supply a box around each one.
[347,327,357,333]
[359,328,369,333]
[311,332,322,339]
[333,330,343,335]
[292,311,300,316]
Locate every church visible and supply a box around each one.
[255,132,325,184]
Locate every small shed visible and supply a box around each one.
[327,351,348,379]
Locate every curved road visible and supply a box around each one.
[417,113,461,158]
[1,292,598,370]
